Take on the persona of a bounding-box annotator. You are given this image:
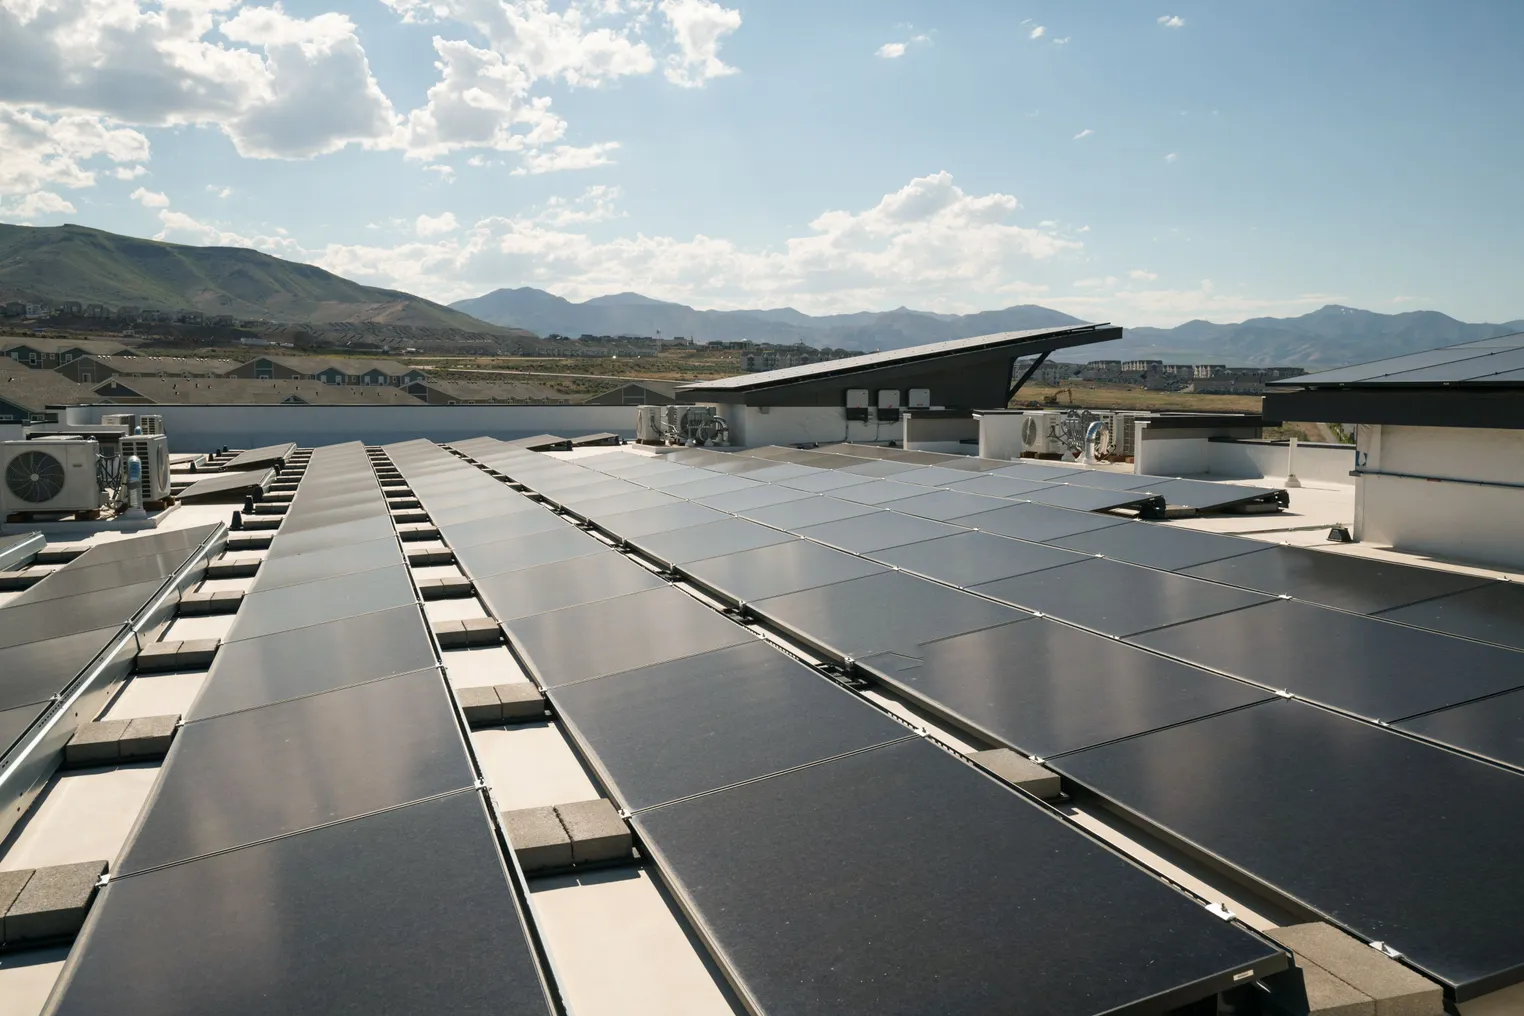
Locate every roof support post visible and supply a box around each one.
[1007,351,1051,404]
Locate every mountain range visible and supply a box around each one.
[0,223,518,334]
[455,287,1524,366]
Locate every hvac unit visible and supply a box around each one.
[1,439,105,515]
[1100,412,1147,460]
[138,414,165,436]
[661,405,729,446]
[120,434,173,502]
[635,406,665,444]
[101,413,137,429]
[1019,412,1065,457]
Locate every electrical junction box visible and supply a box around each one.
[877,390,901,410]
[845,389,870,409]
[908,389,931,409]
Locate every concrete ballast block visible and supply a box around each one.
[207,555,262,578]
[419,576,474,600]
[137,639,220,672]
[119,714,180,759]
[1266,924,1443,1016]
[179,590,245,616]
[0,869,33,942]
[502,807,573,873]
[433,618,503,649]
[970,748,1063,799]
[496,682,546,721]
[2,860,107,944]
[407,548,456,567]
[554,799,632,865]
[64,719,131,765]
[456,685,502,726]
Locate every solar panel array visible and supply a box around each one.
[384,437,1287,1016]
[1273,332,1524,386]
[48,442,557,1016]
[448,437,1524,1003]
[0,524,221,761]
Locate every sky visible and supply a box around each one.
[2,0,1522,327]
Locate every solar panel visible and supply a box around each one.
[226,568,418,642]
[1049,522,1266,571]
[0,702,48,758]
[628,518,797,567]
[743,463,820,482]
[266,516,400,558]
[595,501,729,538]
[836,459,921,477]
[655,474,760,500]
[220,442,297,471]
[50,792,555,1016]
[1182,546,1492,614]
[1021,484,1162,513]
[633,737,1284,1016]
[119,668,475,875]
[0,579,170,650]
[188,605,437,720]
[870,531,1090,588]
[692,483,814,513]
[1132,478,1287,512]
[506,586,755,688]
[775,470,877,493]
[943,474,1059,498]
[562,488,682,519]
[250,537,404,592]
[1374,582,1524,650]
[884,465,981,488]
[0,627,121,714]
[452,527,604,579]
[177,467,276,503]
[858,617,1272,759]
[1132,599,1524,721]
[440,510,570,549]
[882,489,1008,521]
[747,571,1026,661]
[1396,690,1524,770]
[829,480,928,506]
[1042,470,1159,490]
[989,462,1088,482]
[474,553,666,622]
[795,512,962,554]
[972,558,1272,637]
[739,496,879,530]
[1055,698,1524,1000]
[10,553,191,605]
[951,503,1131,542]
[678,539,886,604]
[549,641,912,810]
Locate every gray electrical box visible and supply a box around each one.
[877,390,901,410]
[908,388,931,408]
[845,389,870,408]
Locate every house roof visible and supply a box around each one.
[68,355,240,376]
[0,359,102,410]
[1,337,133,355]
[242,355,419,376]
[93,377,424,405]
[412,378,567,402]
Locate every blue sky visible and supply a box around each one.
[2,0,1521,326]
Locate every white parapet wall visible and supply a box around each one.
[1354,424,1524,569]
[58,404,639,452]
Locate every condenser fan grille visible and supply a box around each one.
[6,450,67,503]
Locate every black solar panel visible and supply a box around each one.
[119,668,475,874]
[634,737,1285,1016]
[51,792,555,1016]
[837,459,921,477]
[692,483,813,513]
[858,617,1272,758]
[829,479,928,506]
[628,518,797,567]
[596,501,729,538]
[453,527,604,579]
[1182,546,1491,613]
[972,558,1272,637]
[1132,599,1524,721]
[952,502,1130,542]
[797,512,962,554]
[869,532,1090,588]
[0,579,170,650]
[989,462,1088,482]
[657,474,761,500]
[678,539,886,604]
[943,473,1058,498]
[0,702,48,758]
[1374,582,1524,650]
[1022,484,1162,513]
[176,467,276,502]
[507,586,755,688]
[250,537,404,592]
[220,442,297,470]
[0,627,121,713]
[775,469,877,493]
[226,568,418,642]
[562,488,682,519]
[1396,690,1524,770]
[739,496,879,530]
[1050,522,1266,571]
[550,641,912,810]
[878,489,1007,521]
[441,510,569,549]
[748,571,1026,661]
[1056,698,1524,1000]
[474,553,666,621]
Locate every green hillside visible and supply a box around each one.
[0,223,513,333]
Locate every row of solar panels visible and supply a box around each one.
[711,442,1289,513]
[462,438,1524,1003]
[47,444,558,1016]
[1277,333,1524,386]
[386,437,1291,1016]
[0,524,221,762]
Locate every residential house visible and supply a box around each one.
[55,355,239,384]
[404,379,565,405]
[2,338,134,369]
[92,377,425,406]
[0,360,102,423]
[581,380,681,406]
[225,355,426,386]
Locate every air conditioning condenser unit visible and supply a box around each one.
[1,439,105,515]
[121,434,173,502]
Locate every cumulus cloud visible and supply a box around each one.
[1,190,77,221]
[1073,128,1094,140]
[513,141,620,174]
[1158,15,1184,27]
[130,187,171,207]
[115,165,148,180]
[1129,269,1158,281]
[1052,36,1070,45]
[539,184,622,225]
[416,211,460,236]
[0,108,149,196]
[1029,25,1044,39]
[207,185,233,198]
[400,38,564,160]
[660,0,742,87]
[876,42,907,59]
[1164,151,1178,162]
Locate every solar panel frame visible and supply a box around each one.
[626,518,798,567]
[1181,546,1493,614]
[677,539,887,605]
[473,552,667,622]
[868,531,1091,588]
[796,512,963,554]
[1373,582,1524,650]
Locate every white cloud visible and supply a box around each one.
[512,141,620,174]
[1048,280,1347,328]
[207,185,233,198]
[416,211,460,236]
[311,171,1080,312]
[660,0,742,87]
[1052,36,1070,45]
[400,38,564,161]
[130,187,171,207]
[539,184,623,225]
[1157,15,1185,27]
[1,190,77,222]
[1073,128,1094,140]
[152,204,304,257]
[425,164,457,181]
[1029,25,1044,39]
[1129,269,1158,281]
[1073,276,1118,290]
[1164,152,1178,163]
[114,165,148,180]
[876,42,907,59]
[0,108,149,196]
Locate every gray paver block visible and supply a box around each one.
[495,683,546,721]
[555,799,632,865]
[0,869,33,942]
[1267,924,1444,1016]
[435,618,503,648]
[137,639,219,672]
[119,714,179,759]
[2,860,106,944]
[1299,962,1377,1016]
[456,685,502,726]
[64,719,130,765]
[970,748,1063,799]
[206,555,262,578]
[419,576,473,600]
[502,807,572,873]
